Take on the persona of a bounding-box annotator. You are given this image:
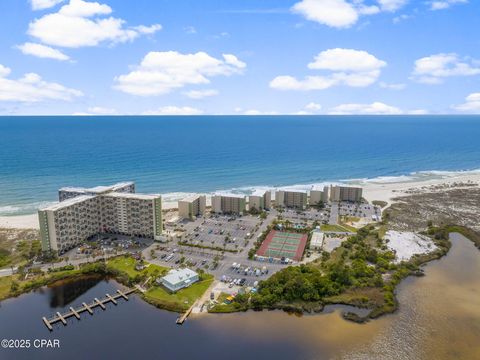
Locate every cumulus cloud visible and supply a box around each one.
[429,0,468,10]
[28,0,162,48]
[328,101,402,115]
[379,81,406,90]
[114,51,246,96]
[0,64,82,102]
[291,0,408,28]
[412,53,480,84]
[142,106,204,115]
[452,92,480,112]
[31,0,64,10]
[17,42,70,61]
[270,48,386,91]
[183,89,219,99]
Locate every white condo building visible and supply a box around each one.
[39,182,162,253]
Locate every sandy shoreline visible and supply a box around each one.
[1,172,479,231]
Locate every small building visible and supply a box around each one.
[310,230,325,250]
[158,268,199,292]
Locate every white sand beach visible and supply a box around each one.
[361,172,480,205]
[0,214,39,230]
[1,172,479,231]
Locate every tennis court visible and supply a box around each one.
[256,230,308,261]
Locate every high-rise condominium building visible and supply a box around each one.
[211,194,246,214]
[39,182,162,253]
[249,190,271,211]
[178,195,206,220]
[309,186,329,205]
[329,185,363,202]
[275,190,307,209]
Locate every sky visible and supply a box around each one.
[0,0,479,115]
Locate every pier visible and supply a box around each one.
[42,288,136,330]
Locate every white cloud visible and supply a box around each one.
[184,26,197,34]
[87,106,116,114]
[16,42,70,61]
[0,64,82,102]
[305,102,322,111]
[183,89,219,99]
[379,81,406,90]
[114,51,246,96]
[392,14,412,23]
[429,0,468,10]
[328,101,402,115]
[378,0,409,12]
[291,0,408,28]
[28,0,162,48]
[142,106,204,115]
[31,0,64,11]
[453,92,480,112]
[412,53,480,84]
[292,0,359,28]
[270,48,386,91]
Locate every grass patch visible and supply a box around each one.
[0,276,13,301]
[106,256,168,283]
[321,224,356,233]
[143,274,214,312]
[372,200,388,208]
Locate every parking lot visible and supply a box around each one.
[179,215,261,252]
[338,202,382,220]
[280,207,330,225]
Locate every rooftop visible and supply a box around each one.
[162,268,198,285]
[276,188,307,194]
[40,195,96,211]
[59,181,134,194]
[213,193,246,199]
[179,194,204,203]
[104,192,160,200]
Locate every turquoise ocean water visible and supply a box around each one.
[0,115,479,215]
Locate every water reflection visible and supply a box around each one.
[47,275,103,308]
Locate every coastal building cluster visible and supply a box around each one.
[38,181,362,253]
[38,182,162,253]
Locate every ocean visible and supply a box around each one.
[1,115,479,215]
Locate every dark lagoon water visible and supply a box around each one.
[1,115,480,215]
[1,233,479,360]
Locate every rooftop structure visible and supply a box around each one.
[178,194,206,220]
[275,189,307,210]
[310,230,325,250]
[58,182,135,202]
[159,268,199,292]
[211,194,246,214]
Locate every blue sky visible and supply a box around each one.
[0,0,479,115]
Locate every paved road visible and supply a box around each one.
[329,202,339,225]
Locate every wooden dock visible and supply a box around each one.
[42,288,136,330]
[176,302,196,325]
